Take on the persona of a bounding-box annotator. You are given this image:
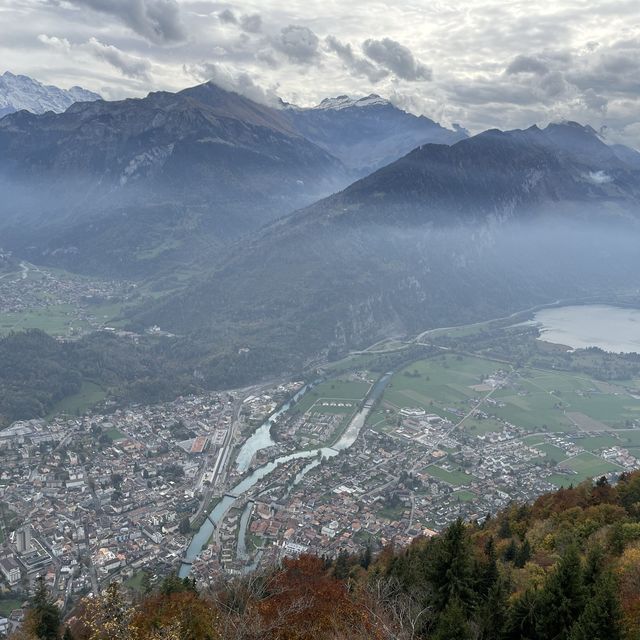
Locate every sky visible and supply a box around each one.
[1,0,640,144]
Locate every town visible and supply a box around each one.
[2,332,640,634]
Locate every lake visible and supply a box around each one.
[528,305,640,353]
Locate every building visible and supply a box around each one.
[16,525,32,554]
[0,556,21,586]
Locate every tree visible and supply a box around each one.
[536,545,585,640]
[515,539,531,568]
[426,519,475,614]
[179,517,191,535]
[477,576,509,640]
[569,572,622,640]
[583,544,605,593]
[333,550,350,580]
[431,598,471,640]
[478,536,499,597]
[503,588,540,640]
[359,543,372,570]
[503,539,517,563]
[26,576,61,640]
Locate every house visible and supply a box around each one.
[0,556,21,586]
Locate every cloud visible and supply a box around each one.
[240,13,262,34]
[362,37,432,81]
[185,62,280,107]
[218,9,261,33]
[276,25,319,64]
[85,38,151,80]
[39,34,151,81]
[37,34,72,53]
[218,8,237,25]
[586,170,613,184]
[506,54,549,75]
[68,0,186,44]
[325,36,389,83]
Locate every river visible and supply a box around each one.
[178,372,393,577]
[528,304,640,354]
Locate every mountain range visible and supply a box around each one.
[133,121,640,384]
[0,80,464,276]
[1,75,639,388]
[0,71,100,117]
[285,94,467,174]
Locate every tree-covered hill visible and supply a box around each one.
[12,471,640,639]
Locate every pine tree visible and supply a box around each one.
[569,572,622,640]
[583,544,605,593]
[28,576,61,640]
[426,518,475,613]
[477,575,509,640]
[432,598,472,640]
[359,543,372,570]
[478,536,499,597]
[503,539,517,563]
[535,545,585,640]
[503,588,540,640]
[333,550,350,580]
[515,539,531,568]
[498,516,512,539]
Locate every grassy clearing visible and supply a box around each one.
[453,489,477,502]
[0,598,25,616]
[619,431,640,447]
[294,380,370,414]
[558,452,621,482]
[125,571,148,592]
[574,435,622,451]
[106,427,125,441]
[383,355,501,411]
[379,503,406,521]
[424,464,477,487]
[47,381,107,418]
[533,443,568,462]
[464,418,504,435]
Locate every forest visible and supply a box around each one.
[9,471,640,640]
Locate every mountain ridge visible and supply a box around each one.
[0,70,101,117]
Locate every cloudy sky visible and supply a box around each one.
[2,0,640,144]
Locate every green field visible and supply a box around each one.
[379,352,640,439]
[47,381,107,418]
[294,379,371,414]
[617,430,640,447]
[453,489,477,502]
[424,464,477,486]
[0,299,127,337]
[0,598,24,616]
[0,304,82,336]
[106,427,126,441]
[125,570,149,592]
[463,417,505,435]
[533,443,568,463]
[382,355,502,412]
[574,434,622,451]
[557,452,621,482]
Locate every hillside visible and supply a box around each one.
[134,122,640,385]
[0,83,467,278]
[13,471,640,639]
[0,82,347,275]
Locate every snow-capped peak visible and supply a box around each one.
[0,71,101,118]
[313,94,391,111]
